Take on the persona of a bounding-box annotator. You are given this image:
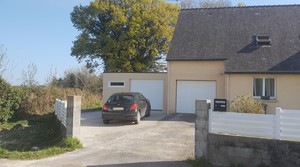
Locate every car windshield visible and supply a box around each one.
[107,95,134,103]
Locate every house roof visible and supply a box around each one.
[167,5,300,74]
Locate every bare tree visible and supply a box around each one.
[45,66,57,86]
[237,2,246,7]
[179,0,232,9]
[50,66,103,93]
[180,0,198,9]
[71,66,103,93]
[22,62,38,86]
[0,45,8,77]
[200,0,231,8]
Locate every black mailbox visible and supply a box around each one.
[214,99,227,111]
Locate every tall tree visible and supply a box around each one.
[71,0,179,72]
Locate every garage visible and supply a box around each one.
[176,80,216,113]
[130,80,164,110]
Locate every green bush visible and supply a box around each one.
[230,94,265,114]
[59,137,82,150]
[0,78,101,120]
[0,78,22,122]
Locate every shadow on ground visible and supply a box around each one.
[86,161,190,167]
[80,110,196,127]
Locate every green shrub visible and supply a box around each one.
[59,137,82,150]
[230,94,265,114]
[0,78,22,122]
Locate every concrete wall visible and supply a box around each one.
[168,61,226,114]
[66,96,81,138]
[54,96,81,138]
[195,100,211,158]
[226,74,300,114]
[195,100,300,167]
[103,72,168,112]
[208,133,300,167]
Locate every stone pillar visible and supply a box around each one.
[195,100,211,158]
[66,96,81,138]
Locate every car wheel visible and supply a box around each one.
[145,109,151,117]
[103,120,110,124]
[135,111,141,124]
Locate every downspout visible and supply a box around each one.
[167,61,171,115]
[225,74,230,111]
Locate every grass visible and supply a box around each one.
[81,102,103,110]
[0,120,29,131]
[0,114,82,159]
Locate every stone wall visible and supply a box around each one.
[195,100,300,167]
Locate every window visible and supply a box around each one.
[108,95,133,103]
[256,34,271,46]
[253,78,275,100]
[109,81,125,87]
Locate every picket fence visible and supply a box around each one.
[54,99,67,126]
[209,108,300,141]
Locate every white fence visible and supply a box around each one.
[209,108,300,141]
[54,99,67,127]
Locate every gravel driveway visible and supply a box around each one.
[0,111,195,167]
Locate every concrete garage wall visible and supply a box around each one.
[195,100,300,167]
[103,72,168,112]
[168,61,226,114]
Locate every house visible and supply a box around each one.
[103,72,168,111]
[103,5,300,114]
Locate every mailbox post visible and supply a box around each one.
[213,99,227,111]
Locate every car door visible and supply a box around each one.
[137,94,147,117]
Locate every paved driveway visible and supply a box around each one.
[0,111,195,167]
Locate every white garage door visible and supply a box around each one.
[130,80,163,110]
[176,81,216,113]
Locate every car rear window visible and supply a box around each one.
[108,95,134,103]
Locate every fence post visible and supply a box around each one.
[275,107,281,139]
[195,99,211,159]
[66,96,81,138]
[208,109,212,133]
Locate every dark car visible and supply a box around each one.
[102,92,151,124]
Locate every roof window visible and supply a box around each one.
[256,34,271,46]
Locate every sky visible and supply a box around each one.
[1,0,300,85]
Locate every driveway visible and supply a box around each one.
[0,111,195,167]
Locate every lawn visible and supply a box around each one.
[0,114,82,159]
